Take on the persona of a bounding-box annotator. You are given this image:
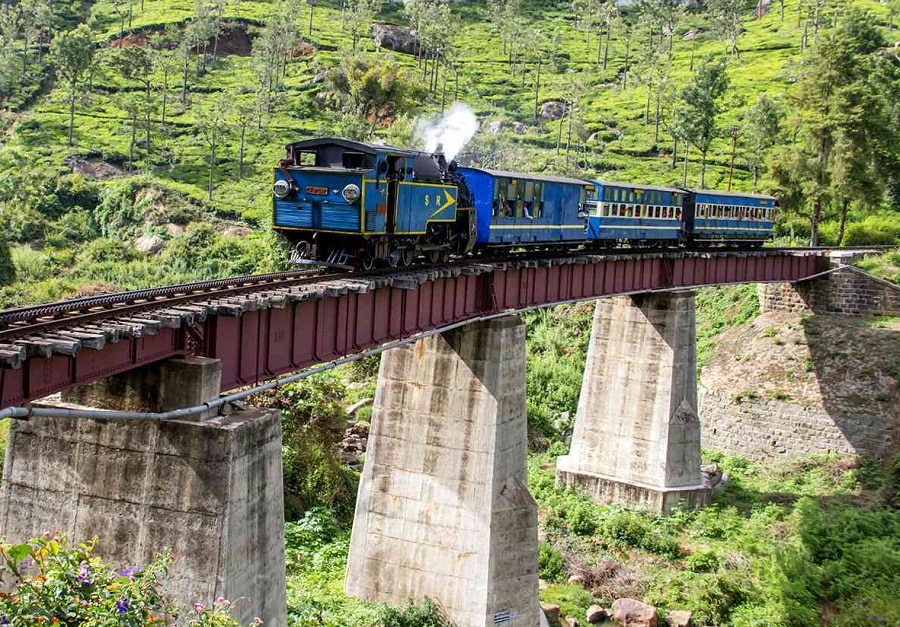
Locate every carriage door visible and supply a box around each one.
[384,156,402,234]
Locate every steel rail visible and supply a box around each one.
[0,268,347,342]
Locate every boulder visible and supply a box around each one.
[164,223,185,236]
[611,598,657,627]
[512,121,528,134]
[567,573,585,586]
[372,24,419,55]
[134,234,166,255]
[541,101,569,121]
[540,602,561,625]
[666,610,692,627]
[223,226,253,238]
[586,605,607,623]
[487,120,508,134]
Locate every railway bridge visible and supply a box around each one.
[0,249,829,626]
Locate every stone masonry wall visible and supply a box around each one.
[699,388,899,460]
[759,254,900,317]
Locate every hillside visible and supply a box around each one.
[0,0,898,307]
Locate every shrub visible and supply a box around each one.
[377,598,452,627]
[253,373,358,523]
[77,238,137,265]
[567,503,599,536]
[686,549,721,573]
[538,541,567,583]
[0,239,15,286]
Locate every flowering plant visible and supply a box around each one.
[0,534,253,626]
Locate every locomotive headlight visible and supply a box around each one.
[342,184,361,203]
[273,179,291,199]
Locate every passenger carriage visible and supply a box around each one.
[687,189,777,247]
[584,181,685,247]
[455,167,592,247]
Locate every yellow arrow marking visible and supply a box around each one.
[429,190,455,218]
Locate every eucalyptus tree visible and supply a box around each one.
[742,94,781,191]
[708,0,744,56]
[50,24,94,146]
[197,94,232,200]
[771,9,897,246]
[345,0,383,51]
[111,45,155,155]
[671,56,729,187]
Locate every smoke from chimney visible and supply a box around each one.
[414,102,479,162]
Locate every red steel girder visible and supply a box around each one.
[1,253,826,407]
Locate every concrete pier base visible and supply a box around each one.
[346,317,539,627]
[0,357,286,625]
[556,294,710,514]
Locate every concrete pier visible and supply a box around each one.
[0,357,286,624]
[556,294,710,513]
[346,317,539,627]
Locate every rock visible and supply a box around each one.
[666,610,692,627]
[372,23,420,55]
[223,226,253,238]
[611,598,657,627]
[68,157,122,180]
[163,223,185,236]
[134,234,166,255]
[347,398,373,416]
[541,101,569,120]
[567,573,585,586]
[540,602,561,625]
[586,604,607,623]
[567,618,579,627]
[700,463,724,489]
[488,120,508,134]
[348,420,370,438]
[715,472,731,493]
[512,121,528,134]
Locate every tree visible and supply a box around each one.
[708,0,744,56]
[111,45,155,155]
[324,54,423,138]
[345,0,382,50]
[197,94,231,199]
[671,56,729,187]
[742,94,781,191]
[772,9,896,246]
[51,25,94,146]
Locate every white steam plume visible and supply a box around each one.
[414,102,479,162]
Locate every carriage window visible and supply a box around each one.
[493,179,504,216]
[505,180,518,216]
[342,152,365,168]
[533,183,543,218]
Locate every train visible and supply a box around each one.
[272,137,777,269]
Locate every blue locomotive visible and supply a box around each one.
[272,138,777,268]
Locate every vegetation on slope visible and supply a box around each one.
[0,0,898,307]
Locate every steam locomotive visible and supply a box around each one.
[272,138,777,269]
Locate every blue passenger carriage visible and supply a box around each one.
[584,181,685,247]
[272,138,466,268]
[688,189,777,246]
[455,168,592,247]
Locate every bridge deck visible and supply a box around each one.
[0,250,824,410]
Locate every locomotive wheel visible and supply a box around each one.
[400,247,414,267]
[360,251,375,271]
[387,241,401,268]
[426,249,441,264]
[439,249,450,263]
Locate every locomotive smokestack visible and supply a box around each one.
[414,102,479,162]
